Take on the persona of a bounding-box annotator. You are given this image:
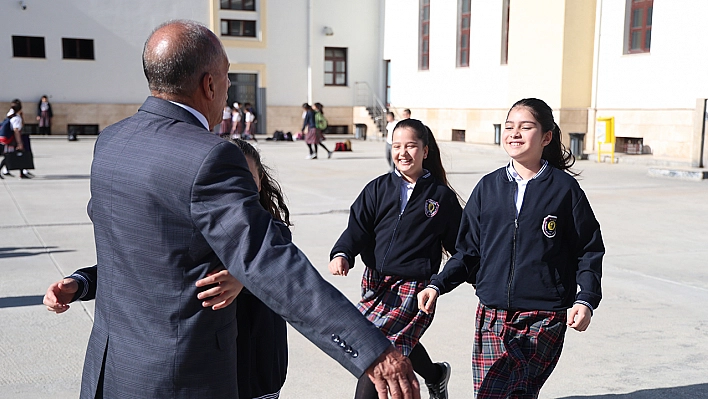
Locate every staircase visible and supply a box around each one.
[354,82,387,137]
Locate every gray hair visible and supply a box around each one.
[142,20,224,96]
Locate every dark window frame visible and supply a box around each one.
[324,47,347,86]
[220,19,257,37]
[627,0,653,53]
[420,0,430,70]
[457,0,471,67]
[220,0,256,11]
[62,38,95,60]
[12,35,45,58]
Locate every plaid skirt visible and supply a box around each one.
[473,303,567,399]
[357,267,434,356]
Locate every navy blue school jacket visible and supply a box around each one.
[431,166,604,312]
[330,171,462,280]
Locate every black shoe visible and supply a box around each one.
[426,362,451,399]
[3,171,14,177]
[327,151,332,159]
[23,171,35,177]
[20,173,32,179]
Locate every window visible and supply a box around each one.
[220,0,255,11]
[221,19,257,37]
[419,0,430,70]
[452,129,466,142]
[62,38,95,60]
[12,36,45,58]
[324,47,347,86]
[457,0,471,67]
[500,0,510,64]
[627,0,652,53]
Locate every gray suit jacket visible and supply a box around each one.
[81,97,391,398]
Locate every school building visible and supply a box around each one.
[0,0,385,137]
[2,0,707,166]
[383,0,708,166]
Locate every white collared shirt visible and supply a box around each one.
[169,101,209,130]
[506,160,548,216]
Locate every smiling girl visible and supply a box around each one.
[418,98,604,398]
[329,119,462,399]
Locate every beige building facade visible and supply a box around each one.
[383,0,708,166]
[1,0,385,136]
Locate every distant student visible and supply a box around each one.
[402,109,411,119]
[329,119,462,399]
[418,98,604,398]
[384,112,398,172]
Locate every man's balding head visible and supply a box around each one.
[143,20,225,97]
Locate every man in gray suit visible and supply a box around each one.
[79,20,419,398]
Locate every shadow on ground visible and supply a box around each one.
[0,246,74,259]
[37,174,91,180]
[558,383,708,398]
[0,295,45,308]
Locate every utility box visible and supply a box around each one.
[596,116,615,163]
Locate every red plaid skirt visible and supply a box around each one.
[473,303,567,399]
[357,267,434,356]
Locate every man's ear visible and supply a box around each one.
[201,72,216,100]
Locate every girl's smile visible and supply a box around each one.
[392,126,428,182]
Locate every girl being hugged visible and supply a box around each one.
[418,98,604,398]
[329,119,462,399]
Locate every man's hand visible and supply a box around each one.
[365,346,420,399]
[328,256,350,276]
[43,278,79,314]
[195,269,244,310]
[417,287,438,315]
[568,303,592,332]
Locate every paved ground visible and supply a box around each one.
[1,135,707,398]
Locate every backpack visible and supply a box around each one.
[315,111,328,130]
[0,117,16,144]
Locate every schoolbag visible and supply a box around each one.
[0,117,15,141]
[315,111,328,130]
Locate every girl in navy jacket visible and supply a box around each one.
[418,98,604,398]
[329,119,462,399]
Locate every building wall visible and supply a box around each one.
[2,0,383,135]
[589,0,708,160]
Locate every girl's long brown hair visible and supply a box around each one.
[228,138,292,226]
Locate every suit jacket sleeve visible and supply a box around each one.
[431,186,481,294]
[190,141,391,377]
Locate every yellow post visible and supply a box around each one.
[596,116,615,163]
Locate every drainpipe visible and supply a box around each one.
[700,99,706,168]
[307,0,313,105]
[589,0,603,152]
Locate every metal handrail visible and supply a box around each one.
[354,82,387,136]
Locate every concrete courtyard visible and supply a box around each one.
[1,135,707,398]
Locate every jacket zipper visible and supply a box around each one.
[508,183,519,309]
[508,218,518,309]
[381,180,411,273]
[380,212,403,273]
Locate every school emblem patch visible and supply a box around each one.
[542,215,557,238]
[425,199,440,218]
